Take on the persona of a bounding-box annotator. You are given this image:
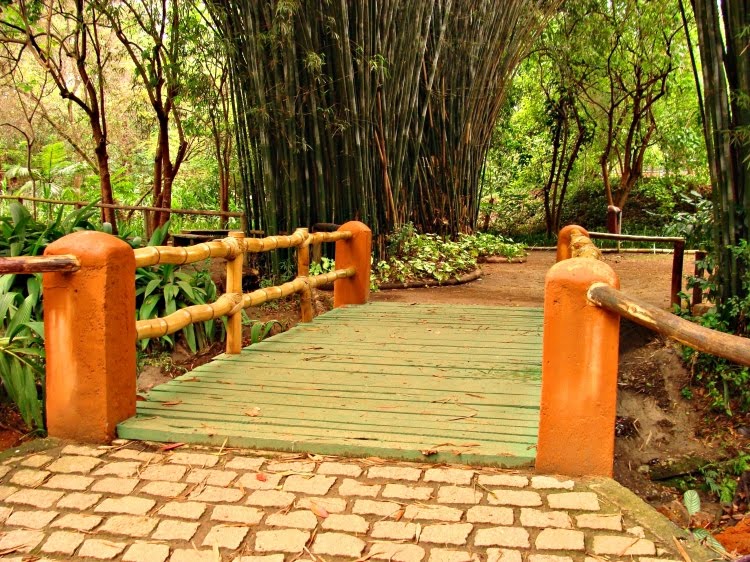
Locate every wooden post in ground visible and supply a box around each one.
[43,231,136,443]
[536,257,621,477]
[226,230,245,354]
[334,221,372,308]
[671,239,686,308]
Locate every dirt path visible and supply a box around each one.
[371,250,694,309]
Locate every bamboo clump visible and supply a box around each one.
[209,1,562,242]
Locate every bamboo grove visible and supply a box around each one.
[210,1,561,244]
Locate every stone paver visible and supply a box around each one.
[6,509,58,528]
[122,542,170,562]
[0,442,708,562]
[41,530,85,555]
[312,532,366,557]
[152,519,200,541]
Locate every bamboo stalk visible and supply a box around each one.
[225,231,245,354]
[0,255,80,274]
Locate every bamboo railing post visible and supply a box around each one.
[671,239,686,308]
[297,229,314,323]
[43,231,136,443]
[226,231,245,354]
[536,257,621,477]
[333,221,372,307]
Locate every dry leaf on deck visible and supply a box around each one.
[309,501,329,519]
[245,408,261,417]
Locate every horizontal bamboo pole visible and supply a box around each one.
[0,194,243,219]
[570,229,603,260]
[308,267,356,288]
[134,241,231,268]
[588,231,685,244]
[309,231,353,245]
[242,228,308,253]
[136,292,243,341]
[588,283,750,366]
[134,228,310,268]
[0,254,80,274]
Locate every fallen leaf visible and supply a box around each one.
[245,408,261,417]
[309,501,329,519]
[414,522,422,543]
[159,442,186,452]
[392,508,405,521]
[256,472,268,482]
[420,449,438,456]
[161,400,182,406]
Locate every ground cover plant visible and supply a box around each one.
[372,223,525,286]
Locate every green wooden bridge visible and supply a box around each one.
[118,302,543,466]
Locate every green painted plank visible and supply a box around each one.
[170,370,541,393]
[210,357,541,377]
[154,377,540,403]
[117,418,535,468]
[134,404,538,443]
[143,384,541,410]
[123,413,534,448]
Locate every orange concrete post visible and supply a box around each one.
[43,231,136,443]
[334,221,372,308]
[556,224,590,262]
[536,258,621,476]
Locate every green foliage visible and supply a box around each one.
[309,257,335,276]
[682,489,700,516]
[458,232,526,261]
[242,317,281,345]
[699,453,750,503]
[0,274,45,431]
[0,202,98,259]
[372,223,525,285]
[135,222,223,353]
[680,490,727,554]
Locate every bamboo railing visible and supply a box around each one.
[0,227,358,355]
[561,225,748,365]
[0,194,246,230]
[537,224,750,477]
[133,228,355,353]
[587,231,686,306]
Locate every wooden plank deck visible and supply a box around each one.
[117,302,543,466]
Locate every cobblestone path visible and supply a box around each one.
[0,441,710,561]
